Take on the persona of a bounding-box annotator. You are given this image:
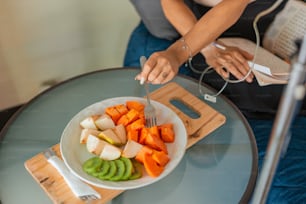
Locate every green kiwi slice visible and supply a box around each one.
[99,160,117,180]
[97,159,111,178]
[129,159,143,180]
[82,157,102,175]
[120,157,133,180]
[109,159,126,181]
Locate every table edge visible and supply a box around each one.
[0,67,258,203]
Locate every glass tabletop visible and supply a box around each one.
[0,68,257,204]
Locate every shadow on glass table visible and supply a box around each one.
[0,105,22,138]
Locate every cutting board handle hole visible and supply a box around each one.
[170,98,200,119]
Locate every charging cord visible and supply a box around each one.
[189,0,285,103]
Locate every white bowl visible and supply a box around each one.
[60,96,187,190]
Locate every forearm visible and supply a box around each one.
[161,0,197,36]
[162,0,250,62]
[187,1,249,53]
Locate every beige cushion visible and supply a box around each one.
[263,0,306,61]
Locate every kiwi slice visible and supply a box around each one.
[109,159,126,181]
[82,157,102,175]
[97,160,111,179]
[120,157,133,180]
[99,160,117,180]
[129,160,143,180]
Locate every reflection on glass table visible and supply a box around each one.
[0,68,257,204]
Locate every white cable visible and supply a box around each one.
[198,66,229,103]
[191,0,285,102]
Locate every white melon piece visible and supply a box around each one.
[122,139,143,158]
[80,128,102,144]
[98,129,123,146]
[86,134,107,155]
[94,114,115,130]
[80,116,98,129]
[113,124,127,144]
[99,143,122,160]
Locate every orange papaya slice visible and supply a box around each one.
[126,100,145,112]
[117,114,130,126]
[127,129,139,142]
[115,104,129,116]
[127,118,145,131]
[105,106,121,123]
[143,153,164,178]
[152,150,170,167]
[135,145,153,164]
[159,123,175,143]
[144,131,168,154]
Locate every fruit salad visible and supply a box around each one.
[79,100,175,181]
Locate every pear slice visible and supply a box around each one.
[113,124,127,144]
[98,129,123,146]
[122,139,143,158]
[94,114,115,131]
[80,128,102,144]
[99,143,122,160]
[86,134,108,155]
[80,115,99,129]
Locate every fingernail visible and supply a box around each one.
[140,77,145,85]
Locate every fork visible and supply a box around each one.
[140,56,157,127]
[79,195,99,202]
[43,148,101,201]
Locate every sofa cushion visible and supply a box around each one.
[263,0,306,61]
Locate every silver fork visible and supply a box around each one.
[140,56,157,127]
[43,148,101,201]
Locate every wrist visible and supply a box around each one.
[167,37,193,67]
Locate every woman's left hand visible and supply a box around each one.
[201,42,254,83]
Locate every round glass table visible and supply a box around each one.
[0,68,257,204]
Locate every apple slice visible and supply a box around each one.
[94,114,115,131]
[99,143,122,160]
[80,115,99,129]
[98,129,123,146]
[86,134,108,155]
[113,124,127,144]
[80,128,102,144]
[122,139,143,158]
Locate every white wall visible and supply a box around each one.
[0,0,140,110]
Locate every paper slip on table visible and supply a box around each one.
[24,82,226,204]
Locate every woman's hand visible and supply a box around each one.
[135,50,181,84]
[201,42,254,83]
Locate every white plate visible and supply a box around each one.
[60,96,187,190]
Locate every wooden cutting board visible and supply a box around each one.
[25,144,123,204]
[24,82,226,204]
[149,82,226,139]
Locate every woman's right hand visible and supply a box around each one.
[135,50,181,85]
